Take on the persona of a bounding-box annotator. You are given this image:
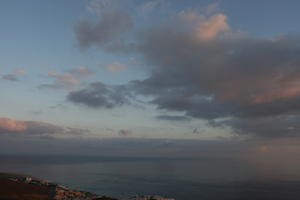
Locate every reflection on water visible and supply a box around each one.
[0,155,300,200]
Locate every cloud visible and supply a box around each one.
[13,69,27,75]
[193,128,202,134]
[139,0,168,16]
[135,30,300,118]
[64,127,91,136]
[48,72,79,85]
[128,12,300,138]
[39,67,93,90]
[39,72,80,90]
[0,117,89,137]
[87,0,126,14]
[1,70,27,81]
[195,13,229,40]
[75,9,133,49]
[0,118,27,132]
[1,74,19,81]
[118,129,132,136]
[87,0,113,13]
[178,11,230,40]
[67,82,129,108]
[74,5,300,138]
[105,62,127,73]
[67,66,93,79]
[156,115,190,121]
[211,115,300,138]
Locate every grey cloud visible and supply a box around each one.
[21,121,64,135]
[147,92,236,119]
[73,9,300,138]
[67,82,129,108]
[64,127,91,136]
[193,128,203,134]
[75,10,133,49]
[136,31,300,110]
[118,129,132,136]
[156,115,190,121]
[1,74,19,81]
[129,19,300,137]
[210,115,300,138]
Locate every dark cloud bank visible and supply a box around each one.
[71,10,300,138]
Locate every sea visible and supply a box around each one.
[0,155,300,200]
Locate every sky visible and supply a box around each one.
[2,0,300,157]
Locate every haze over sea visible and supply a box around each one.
[1,155,300,200]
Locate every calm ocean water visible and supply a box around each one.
[0,155,300,200]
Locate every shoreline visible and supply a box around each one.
[0,172,175,200]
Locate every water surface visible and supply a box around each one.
[0,155,299,200]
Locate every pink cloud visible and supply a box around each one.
[13,69,27,75]
[0,117,27,132]
[196,14,230,40]
[0,117,89,137]
[48,72,80,85]
[250,77,300,104]
[180,12,230,40]
[105,62,126,73]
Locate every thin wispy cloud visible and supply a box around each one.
[67,66,93,79]
[39,72,80,90]
[139,0,169,16]
[105,62,127,73]
[13,69,27,75]
[38,67,93,90]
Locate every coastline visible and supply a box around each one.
[0,172,175,200]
